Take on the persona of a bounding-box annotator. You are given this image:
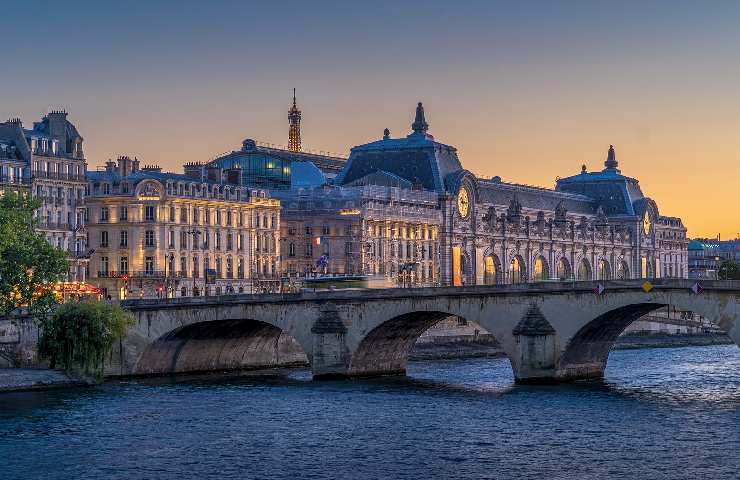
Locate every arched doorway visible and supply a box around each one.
[484,255,500,285]
[597,259,611,280]
[509,255,525,284]
[533,256,549,281]
[556,257,571,281]
[577,258,592,281]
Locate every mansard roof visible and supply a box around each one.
[344,169,413,189]
[477,180,596,215]
[335,103,463,194]
[555,146,646,217]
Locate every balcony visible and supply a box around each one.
[31,170,86,182]
[0,175,30,185]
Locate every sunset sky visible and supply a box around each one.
[4,1,739,239]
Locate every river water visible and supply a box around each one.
[0,345,738,480]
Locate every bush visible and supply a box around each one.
[38,301,135,378]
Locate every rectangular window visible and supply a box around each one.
[306,242,313,257]
[100,207,109,222]
[169,230,175,248]
[193,257,199,278]
[227,211,232,226]
[119,230,128,247]
[100,231,109,248]
[238,234,243,251]
[180,207,188,224]
[145,230,155,247]
[216,210,222,225]
[289,243,295,257]
[180,257,187,276]
[170,206,176,222]
[145,257,154,275]
[227,233,233,251]
[215,233,221,250]
[145,205,156,222]
[193,209,200,224]
[180,231,188,249]
[205,209,210,225]
[119,206,128,221]
[100,256,109,275]
[119,257,128,274]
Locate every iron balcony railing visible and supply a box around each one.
[31,170,86,182]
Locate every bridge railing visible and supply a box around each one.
[121,278,740,309]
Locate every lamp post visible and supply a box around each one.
[186,230,201,296]
[163,252,174,299]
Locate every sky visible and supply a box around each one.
[3,0,739,239]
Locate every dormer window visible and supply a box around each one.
[103,183,110,195]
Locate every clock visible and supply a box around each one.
[457,186,470,219]
[642,210,652,235]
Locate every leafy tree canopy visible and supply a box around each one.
[38,301,135,377]
[0,191,69,316]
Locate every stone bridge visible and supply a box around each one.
[112,279,740,383]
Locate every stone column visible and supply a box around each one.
[310,303,349,379]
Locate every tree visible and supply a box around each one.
[38,301,135,377]
[718,259,740,280]
[0,191,69,316]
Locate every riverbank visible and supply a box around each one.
[410,332,734,360]
[0,369,92,393]
[614,332,733,350]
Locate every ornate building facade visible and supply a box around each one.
[0,112,88,282]
[247,101,687,286]
[86,157,280,299]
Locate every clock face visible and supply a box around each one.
[642,210,652,235]
[457,187,470,219]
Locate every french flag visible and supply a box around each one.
[312,236,323,246]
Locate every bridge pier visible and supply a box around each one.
[310,304,350,379]
[509,304,560,384]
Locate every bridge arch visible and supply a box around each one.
[132,317,310,376]
[126,306,315,375]
[555,292,739,381]
[346,309,513,378]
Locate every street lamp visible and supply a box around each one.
[186,230,201,296]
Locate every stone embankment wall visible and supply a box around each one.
[0,313,41,368]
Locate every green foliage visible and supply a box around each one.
[38,301,135,377]
[718,259,740,280]
[0,191,69,316]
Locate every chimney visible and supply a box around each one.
[47,110,69,153]
[132,156,140,173]
[117,155,133,176]
[142,164,162,173]
[105,159,117,173]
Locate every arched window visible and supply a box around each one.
[617,260,630,279]
[556,257,571,281]
[510,256,525,284]
[597,259,611,280]
[533,256,548,281]
[484,255,499,285]
[577,258,592,281]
